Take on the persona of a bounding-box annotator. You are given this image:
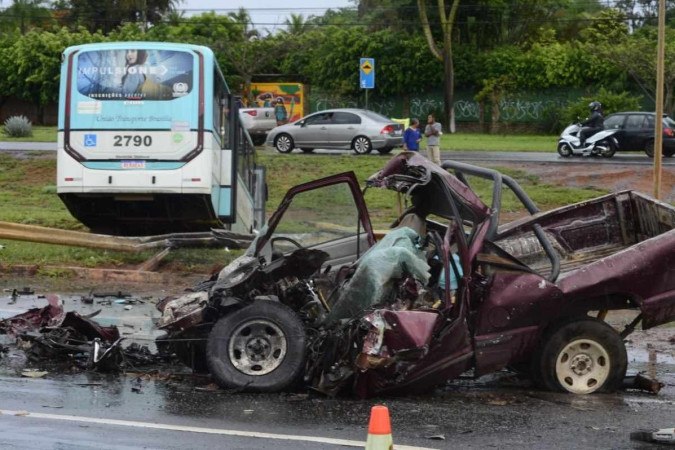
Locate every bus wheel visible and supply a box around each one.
[274,134,294,153]
[206,300,306,392]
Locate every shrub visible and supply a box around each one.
[557,88,642,130]
[3,115,33,138]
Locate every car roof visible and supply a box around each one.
[608,112,669,116]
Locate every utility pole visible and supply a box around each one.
[654,0,665,199]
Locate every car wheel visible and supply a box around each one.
[596,139,616,158]
[251,135,266,146]
[206,300,306,392]
[644,140,655,158]
[664,149,675,157]
[557,142,573,157]
[377,147,394,155]
[352,136,372,155]
[534,318,626,394]
[300,148,314,154]
[274,134,294,154]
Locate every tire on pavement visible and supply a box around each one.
[274,134,294,153]
[206,300,306,392]
[533,317,627,394]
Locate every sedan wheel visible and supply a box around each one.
[352,136,372,155]
[644,140,655,158]
[274,134,294,154]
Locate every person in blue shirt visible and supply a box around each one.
[403,118,421,151]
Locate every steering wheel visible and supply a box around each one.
[270,236,303,252]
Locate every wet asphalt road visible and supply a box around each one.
[2,141,674,166]
[0,291,672,449]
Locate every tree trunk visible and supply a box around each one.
[443,39,455,132]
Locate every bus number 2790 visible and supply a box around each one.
[113,135,152,147]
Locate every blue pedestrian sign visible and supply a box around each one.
[360,58,375,89]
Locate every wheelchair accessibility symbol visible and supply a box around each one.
[84,134,97,147]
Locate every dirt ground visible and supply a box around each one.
[498,161,675,204]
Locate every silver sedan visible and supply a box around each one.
[265,108,403,155]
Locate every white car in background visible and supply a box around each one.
[239,107,276,146]
[265,108,404,155]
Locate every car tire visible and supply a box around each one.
[352,136,372,155]
[206,300,306,392]
[274,134,294,153]
[644,140,655,158]
[597,139,616,158]
[251,135,266,146]
[664,149,675,157]
[557,142,573,157]
[533,317,627,394]
[377,147,394,155]
[300,148,314,154]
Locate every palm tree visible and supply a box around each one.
[227,7,259,41]
[283,13,312,35]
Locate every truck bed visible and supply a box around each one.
[495,191,675,279]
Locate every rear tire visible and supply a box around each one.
[596,139,616,158]
[206,300,306,392]
[557,142,573,157]
[274,134,294,154]
[251,135,266,146]
[533,318,626,394]
[645,140,655,158]
[352,136,372,155]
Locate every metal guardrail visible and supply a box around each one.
[0,221,254,253]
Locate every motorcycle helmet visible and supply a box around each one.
[589,101,602,112]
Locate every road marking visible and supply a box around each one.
[0,409,436,450]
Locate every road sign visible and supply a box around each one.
[360,58,375,89]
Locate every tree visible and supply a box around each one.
[418,0,460,132]
[53,0,180,33]
[0,0,53,34]
[283,13,312,35]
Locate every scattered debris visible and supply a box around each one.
[426,435,446,441]
[21,369,48,378]
[623,373,665,394]
[631,428,675,444]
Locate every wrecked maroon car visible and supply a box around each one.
[158,152,675,397]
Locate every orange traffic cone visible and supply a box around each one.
[365,405,394,450]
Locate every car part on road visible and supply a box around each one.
[630,428,675,444]
[206,300,306,392]
[623,373,665,394]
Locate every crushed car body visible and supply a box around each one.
[158,152,675,397]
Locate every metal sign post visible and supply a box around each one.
[654,0,665,199]
[360,57,375,110]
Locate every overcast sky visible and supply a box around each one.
[180,0,354,33]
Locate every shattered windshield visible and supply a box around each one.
[272,182,363,252]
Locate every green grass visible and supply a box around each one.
[439,133,556,152]
[0,126,558,152]
[1,126,57,142]
[0,148,607,274]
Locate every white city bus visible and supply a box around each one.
[57,42,265,235]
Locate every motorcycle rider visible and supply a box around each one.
[579,101,604,147]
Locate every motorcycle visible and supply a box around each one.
[557,123,619,158]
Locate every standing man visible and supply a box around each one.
[403,118,421,152]
[424,114,442,165]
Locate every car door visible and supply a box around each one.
[624,113,649,150]
[328,112,362,149]
[295,112,333,148]
[603,114,627,150]
[254,172,376,270]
